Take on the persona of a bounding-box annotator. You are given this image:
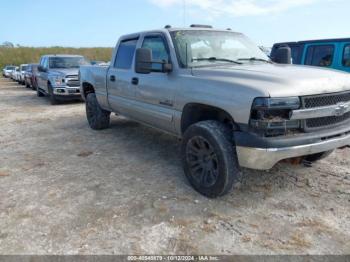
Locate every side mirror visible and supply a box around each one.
[273,46,292,64]
[135,48,152,74]
[162,63,173,73]
[38,65,46,72]
[135,48,173,74]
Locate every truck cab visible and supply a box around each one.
[271,38,350,73]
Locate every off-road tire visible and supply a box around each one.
[305,150,334,163]
[181,120,240,198]
[86,93,111,130]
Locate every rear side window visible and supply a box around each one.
[114,38,138,69]
[343,45,350,67]
[305,45,334,67]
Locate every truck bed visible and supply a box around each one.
[79,65,111,110]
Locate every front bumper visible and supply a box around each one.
[53,86,81,96]
[235,128,350,170]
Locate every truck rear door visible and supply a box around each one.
[106,38,139,116]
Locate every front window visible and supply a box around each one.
[343,45,350,67]
[21,66,28,71]
[49,57,90,69]
[142,35,169,71]
[171,30,269,68]
[6,66,15,70]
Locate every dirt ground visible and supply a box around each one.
[0,76,349,255]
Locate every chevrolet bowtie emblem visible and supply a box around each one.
[334,103,349,116]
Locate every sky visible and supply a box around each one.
[0,0,349,48]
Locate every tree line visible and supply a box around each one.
[0,46,113,69]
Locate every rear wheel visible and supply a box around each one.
[181,120,240,198]
[86,93,111,130]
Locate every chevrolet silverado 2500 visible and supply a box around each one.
[79,25,350,198]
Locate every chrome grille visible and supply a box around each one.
[67,79,80,87]
[302,91,350,131]
[304,91,350,108]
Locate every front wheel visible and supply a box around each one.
[304,150,334,163]
[36,86,44,97]
[181,120,240,198]
[48,83,58,105]
[86,93,111,130]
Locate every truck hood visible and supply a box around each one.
[191,63,350,97]
[50,68,79,77]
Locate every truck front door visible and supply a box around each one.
[133,33,176,133]
[38,57,49,93]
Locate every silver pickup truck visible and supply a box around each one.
[37,55,90,104]
[80,25,350,198]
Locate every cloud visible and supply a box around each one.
[149,0,319,17]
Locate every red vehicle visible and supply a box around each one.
[24,64,39,90]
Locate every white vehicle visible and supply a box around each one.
[18,64,28,85]
[11,67,20,81]
[2,66,16,78]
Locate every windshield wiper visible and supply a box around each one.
[192,57,242,65]
[238,57,272,63]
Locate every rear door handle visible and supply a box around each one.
[110,75,116,82]
[131,77,139,85]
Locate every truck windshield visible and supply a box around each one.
[6,66,15,70]
[49,57,90,69]
[170,30,269,68]
[21,66,28,71]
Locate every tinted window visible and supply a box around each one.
[305,45,334,67]
[142,35,169,71]
[49,57,89,69]
[42,58,48,68]
[343,45,350,67]
[290,45,302,64]
[114,39,138,69]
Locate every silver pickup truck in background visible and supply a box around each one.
[80,25,350,198]
[37,54,90,104]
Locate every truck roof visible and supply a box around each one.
[120,26,243,40]
[273,37,350,47]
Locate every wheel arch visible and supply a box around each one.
[82,82,95,99]
[181,103,237,134]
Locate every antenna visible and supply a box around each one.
[183,0,187,26]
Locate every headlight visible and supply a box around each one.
[53,77,65,86]
[250,97,301,137]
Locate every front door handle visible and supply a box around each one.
[131,77,139,85]
[110,75,116,82]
